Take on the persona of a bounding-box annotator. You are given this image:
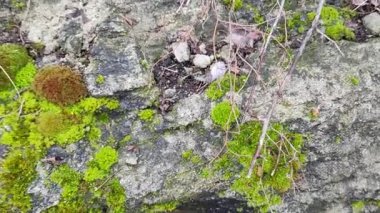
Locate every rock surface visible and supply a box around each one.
[1,0,380,212]
[172,42,191,62]
[363,12,380,35]
[244,39,380,212]
[193,54,213,68]
[84,36,152,96]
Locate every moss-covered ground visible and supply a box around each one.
[0,43,125,211]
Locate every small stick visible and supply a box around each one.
[316,28,345,56]
[161,66,178,73]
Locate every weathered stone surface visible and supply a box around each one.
[172,42,191,63]
[21,0,110,54]
[116,128,223,207]
[28,141,94,212]
[363,12,380,35]
[3,0,380,211]
[164,94,210,127]
[193,54,213,68]
[241,39,380,212]
[28,163,60,213]
[84,36,152,96]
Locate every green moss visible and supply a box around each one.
[11,0,26,10]
[0,69,120,211]
[84,146,118,182]
[140,59,150,70]
[349,75,360,86]
[0,149,40,211]
[120,134,132,145]
[182,150,203,164]
[0,43,31,89]
[88,126,102,143]
[143,201,180,213]
[138,109,155,122]
[37,112,72,137]
[287,12,309,34]
[105,179,126,212]
[222,0,243,11]
[352,201,365,213]
[15,62,37,88]
[325,23,355,40]
[210,101,240,130]
[206,73,246,100]
[208,121,306,212]
[50,164,82,200]
[30,42,45,54]
[313,6,355,40]
[49,151,125,211]
[95,74,105,85]
[288,6,355,41]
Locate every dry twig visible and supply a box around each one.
[316,28,345,56]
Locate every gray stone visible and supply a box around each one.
[84,37,152,96]
[164,94,210,127]
[121,152,139,165]
[28,163,60,213]
[163,88,177,98]
[172,42,190,62]
[193,54,213,68]
[116,128,223,207]
[242,39,380,212]
[21,0,110,54]
[363,13,380,35]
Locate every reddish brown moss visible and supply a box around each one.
[33,65,87,106]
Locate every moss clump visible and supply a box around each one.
[138,109,155,122]
[222,0,243,11]
[348,75,360,86]
[0,149,40,211]
[142,201,180,213]
[84,146,118,182]
[0,43,31,89]
[88,126,102,143]
[208,121,306,212]
[50,164,82,200]
[104,179,127,212]
[0,70,120,211]
[211,101,240,130]
[206,73,246,100]
[95,74,105,84]
[33,65,88,106]
[36,112,72,137]
[49,155,125,211]
[287,12,309,34]
[287,6,355,41]
[182,150,203,164]
[308,6,355,40]
[352,201,365,213]
[15,62,37,88]
[11,0,27,10]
